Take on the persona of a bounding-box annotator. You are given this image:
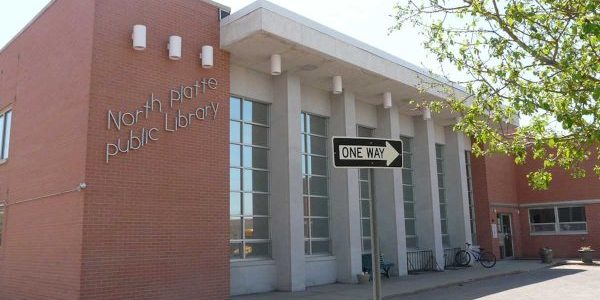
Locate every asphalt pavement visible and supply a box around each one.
[391,264,599,300]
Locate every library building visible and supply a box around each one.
[0,0,597,299]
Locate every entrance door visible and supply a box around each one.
[497,214,514,258]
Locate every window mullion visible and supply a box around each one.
[554,207,560,232]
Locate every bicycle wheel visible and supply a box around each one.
[454,250,471,267]
[479,251,497,268]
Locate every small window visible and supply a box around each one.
[529,206,587,234]
[558,207,587,232]
[0,109,13,160]
[529,208,556,232]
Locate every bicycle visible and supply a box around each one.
[454,242,497,268]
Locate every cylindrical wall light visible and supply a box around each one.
[168,36,182,60]
[132,25,147,51]
[383,92,392,109]
[201,45,214,68]
[270,54,282,76]
[332,75,343,94]
[423,107,432,120]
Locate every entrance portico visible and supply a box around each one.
[222,1,473,295]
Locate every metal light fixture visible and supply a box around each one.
[132,25,147,51]
[200,45,214,68]
[423,107,432,120]
[270,54,281,76]
[383,92,392,109]
[332,75,343,94]
[168,36,182,60]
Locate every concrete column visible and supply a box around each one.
[270,72,305,291]
[372,105,408,276]
[329,91,362,283]
[412,116,445,270]
[444,127,472,248]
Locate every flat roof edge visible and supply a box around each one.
[222,0,468,94]
[0,0,58,55]
[201,0,230,12]
[0,0,230,56]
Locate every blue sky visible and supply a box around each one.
[0,0,441,74]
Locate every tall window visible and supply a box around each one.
[302,113,330,255]
[465,151,477,245]
[436,144,449,246]
[357,126,373,253]
[0,204,4,246]
[401,136,417,249]
[0,109,13,160]
[529,206,587,234]
[230,97,270,259]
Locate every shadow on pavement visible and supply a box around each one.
[390,267,587,300]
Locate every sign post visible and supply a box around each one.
[332,137,403,300]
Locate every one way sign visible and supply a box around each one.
[332,137,403,168]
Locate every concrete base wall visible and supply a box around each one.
[231,262,277,296]
[305,258,337,287]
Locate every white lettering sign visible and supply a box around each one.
[338,142,400,166]
[105,79,220,162]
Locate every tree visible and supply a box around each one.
[392,0,600,189]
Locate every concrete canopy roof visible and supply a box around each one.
[220,0,469,121]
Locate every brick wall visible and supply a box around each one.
[473,150,600,260]
[80,0,230,299]
[0,0,95,298]
[0,0,230,299]
[516,152,600,203]
[515,154,600,259]
[471,153,520,259]
[517,204,600,258]
[470,153,493,251]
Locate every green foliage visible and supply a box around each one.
[393,0,600,190]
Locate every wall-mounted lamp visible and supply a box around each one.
[423,107,432,120]
[270,54,282,76]
[132,25,147,51]
[383,92,392,109]
[332,75,343,94]
[200,45,214,68]
[168,36,182,60]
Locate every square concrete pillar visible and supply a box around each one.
[444,127,473,248]
[412,116,445,270]
[271,73,305,291]
[329,91,362,283]
[372,105,408,276]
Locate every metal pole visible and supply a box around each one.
[369,169,382,300]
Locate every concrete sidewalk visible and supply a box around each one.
[233,260,557,300]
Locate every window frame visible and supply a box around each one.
[229,96,272,261]
[435,144,450,247]
[401,136,418,249]
[0,107,13,163]
[357,126,375,254]
[528,206,587,235]
[302,112,331,256]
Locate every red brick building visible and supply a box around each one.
[2,0,597,299]
[0,0,230,298]
[472,153,600,260]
